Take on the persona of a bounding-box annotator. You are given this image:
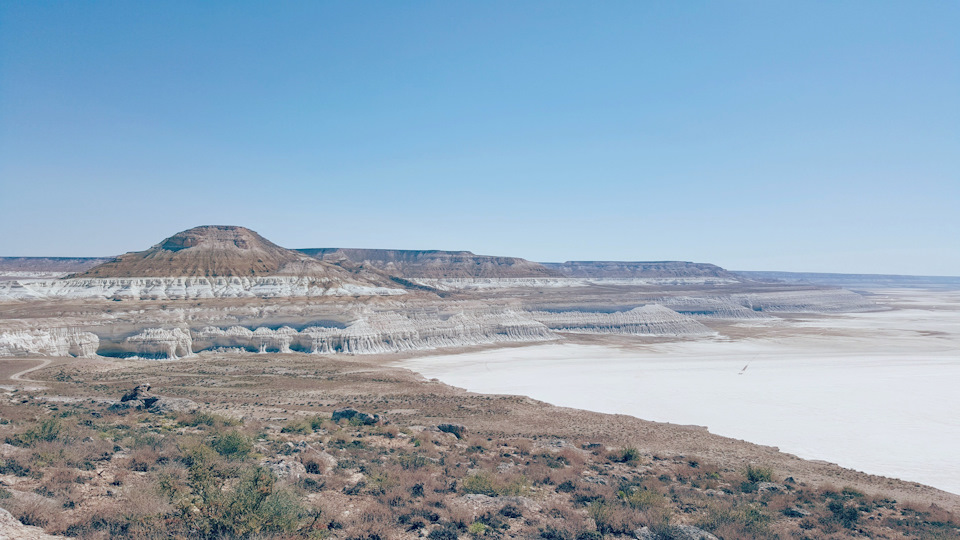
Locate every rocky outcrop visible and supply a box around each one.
[107,328,193,359]
[109,383,198,413]
[262,458,307,480]
[531,305,714,336]
[0,506,68,540]
[635,525,718,540]
[0,328,99,357]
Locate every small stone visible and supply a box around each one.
[783,506,810,518]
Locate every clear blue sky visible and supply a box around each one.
[1,2,957,275]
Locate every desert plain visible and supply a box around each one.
[0,227,957,539]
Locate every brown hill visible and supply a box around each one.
[73,226,388,283]
[298,248,560,279]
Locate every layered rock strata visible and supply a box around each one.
[0,277,405,300]
[531,305,713,336]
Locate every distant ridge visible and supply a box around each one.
[542,261,739,280]
[0,257,110,273]
[737,270,960,289]
[299,248,559,279]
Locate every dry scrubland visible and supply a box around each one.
[0,352,957,540]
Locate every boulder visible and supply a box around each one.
[783,506,811,518]
[121,383,153,402]
[113,384,197,414]
[332,408,381,425]
[107,400,142,412]
[147,397,198,414]
[437,423,467,439]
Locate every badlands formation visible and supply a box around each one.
[1,225,958,539]
[0,226,873,360]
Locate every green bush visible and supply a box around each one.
[828,500,860,529]
[744,464,773,483]
[14,418,62,446]
[218,466,305,536]
[611,446,641,465]
[212,431,252,460]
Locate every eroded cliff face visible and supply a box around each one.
[0,328,99,357]
[0,302,726,359]
[97,328,194,359]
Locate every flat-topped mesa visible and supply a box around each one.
[541,260,741,280]
[72,225,315,278]
[298,248,561,279]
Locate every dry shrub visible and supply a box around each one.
[444,502,478,528]
[111,467,130,486]
[122,479,173,520]
[8,493,62,529]
[763,491,796,513]
[696,499,772,538]
[524,462,556,486]
[557,447,586,467]
[588,500,645,535]
[299,450,329,475]
[378,425,400,439]
[27,439,71,468]
[43,466,79,488]
[511,438,532,456]
[341,500,392,538]
[128,446,160,472]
